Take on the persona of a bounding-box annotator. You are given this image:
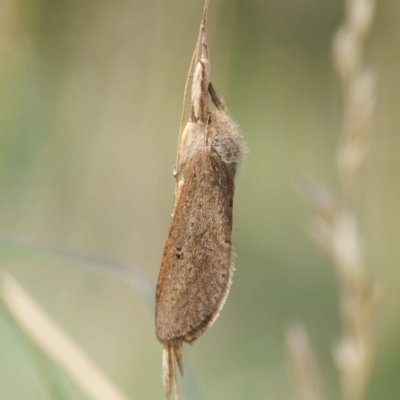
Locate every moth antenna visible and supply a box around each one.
[175,0,210,198]
[208,82,226,110]
[203,116,210,149]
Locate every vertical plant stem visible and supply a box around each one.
[294,2,379,400]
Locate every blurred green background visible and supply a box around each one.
[0,0,399,399]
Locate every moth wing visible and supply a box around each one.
[155,150,234,344]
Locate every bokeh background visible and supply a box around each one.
[0,0,398,399]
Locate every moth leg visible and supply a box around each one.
[191,44,210,123]
[189,104,196,123]
[208,82,226,111]
[201,40,209,60]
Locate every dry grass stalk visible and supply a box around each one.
[333,0,376,204]
[0,269,130,400]
[330,2,379,399]
[286,323,324,400]
[291,1,379,400]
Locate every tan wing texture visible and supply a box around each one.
[156,148,234,345]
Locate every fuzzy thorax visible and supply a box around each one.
[178,108,244,183]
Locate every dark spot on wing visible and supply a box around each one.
[176,247,183,259]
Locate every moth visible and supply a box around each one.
[155,5,245,398]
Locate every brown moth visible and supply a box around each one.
[155,2,244,398]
